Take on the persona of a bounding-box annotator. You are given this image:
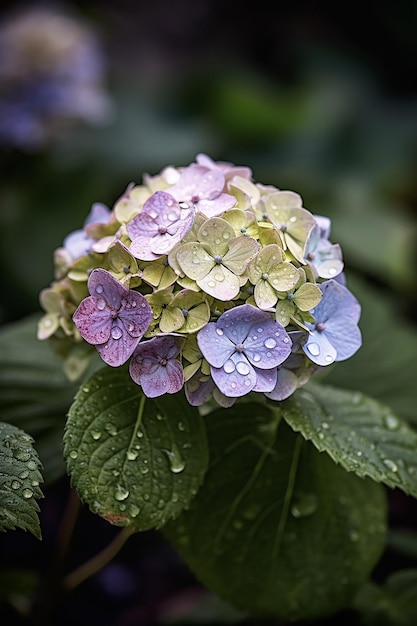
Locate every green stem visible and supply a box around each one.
[62,525,135,590]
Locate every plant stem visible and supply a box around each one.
[62,525,135,590]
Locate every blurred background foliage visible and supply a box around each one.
[1,0,417,624]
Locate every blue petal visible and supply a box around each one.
[243,319,292,369]
[302,331,337,366]
[197,322,235,368]
[211,353,256,397]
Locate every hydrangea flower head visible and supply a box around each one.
[73,269,152,367]
[39,153,362,404]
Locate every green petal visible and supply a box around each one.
[268,262,300,292]
[254,280,278,309]
[177,242,214,280]
[159,307,185,333]
[222,236,260,275]
[228,176,260,209]
[275,299,294,326]
[197,266,241,300]
[181,302,211,333]
[293,283,323,311]
[198,218,235,257]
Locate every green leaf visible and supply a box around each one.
[0,314,99,483]
[353,569,417,626]
[0,422,44,539]
[279,383,417,497]
[164,403,386,622]
[64,366,209,531]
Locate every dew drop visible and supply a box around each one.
[207,280,216,288]
[129,504,140,518]
[291,493,318,518]
[91,430,102,440]
[324,354,334,363]
[307,342,320,356]
[137,430,144,438]
[114,485,129,501]
[162,444,185,473]
[127,450,139,461]
[216,328,224,336]
[27,461,37,470]
[111,326,123,340]
[192,257,200,265]
[223,232,230,240]
[383,458,398,472]
[95,284,104,294]
[385,414,399,430]
[19,470,29,479]
[223,359,236,373]
[236,361,251,375]
[264,337,277,349]
[257,327,264,333]
[22,488,33,499]
[97,298,106,311]
[11,480,21,490]
[105,423,118,436]
[178,422,185,431]
[253,353,261,362]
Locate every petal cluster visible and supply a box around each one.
[39,153,362,405]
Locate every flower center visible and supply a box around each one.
[158,225,167,235]
[159,357,168,366]
[262,272,269,280]
[235,343,244,353]
[316,322,326,332]
[214,254,223,264]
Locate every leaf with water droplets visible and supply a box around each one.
[0,422,44,539]
[164,402,386,621]
[279,382,417,497]
[64,366,208,531]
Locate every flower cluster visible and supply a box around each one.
[38,154,362,406]
[0,6,112,150]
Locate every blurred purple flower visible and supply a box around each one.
[195,153,253,182]
[129,335,184,397]
[0,7,112,150]
[127,191,195,261]
[197,304,292,397]
[302,279,362,366]
[168,162,237,218]
[73,269,152,367]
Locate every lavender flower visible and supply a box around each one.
[127,191,195,261]
[63,202,111,261]
[302,279,362,366]
[129,335,184,397]
[197,304,292,397]
[305,215,344,279]
[72,269,152,367]
[0,7,112,150]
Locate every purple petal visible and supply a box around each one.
[215,304,272,346]
[311,280,361,325]
[97,326,140,367]
[138,359,184,397]
[303,331,337,366]
[323,319,362,361]
[252,366,277,392]
[129,236,162,261]
[196,194,237,218]
[265,368,299,401]
[118,295,153,338]
[210,352,256,397]
[88,268,123,310]
[73,296,112,344]
[185,374,215,406]
[169,165,225,201]
[243,319,292,369]
[197,321,236,368]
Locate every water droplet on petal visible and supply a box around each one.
[95,284,104,294]
[257,327,264,333]
[216,328,224,336]
[236,361,251,375]
[97,298,106,311]
[253,353,261,362]
[223,359,235,373]
[207,280,216,288]
[307,342,320,356]
[111,326,123,340]
[264,338,277,349]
